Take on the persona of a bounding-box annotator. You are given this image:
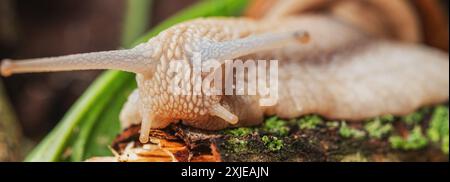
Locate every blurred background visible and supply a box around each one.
[0,0,448,161]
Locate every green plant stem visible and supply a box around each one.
[25,71,129,161]
[70,74,132,161]
[121,0,152,47]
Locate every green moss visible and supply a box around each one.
[403,112,423,125]
[427,106,449,143]
[339,122,366,139]
[326,121,340,129]
[363,114,395,123]
[226,138,249,153]
[263,116,290,136]
[425,105,449,154]
[379,114,396,123]
[364,119,393,139]
[261,135,284,152]
[389,126,428,150]
[224,127,253,137]
[402,108,430,125]
[297,115,323,130]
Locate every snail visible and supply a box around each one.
[1,0,448,144]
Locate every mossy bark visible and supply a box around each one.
[110,104,449,162]
[175,124,447,162]
[214,128,447,162]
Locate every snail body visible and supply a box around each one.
[1,13,448,143]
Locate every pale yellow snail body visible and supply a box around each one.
[1,4,448,144]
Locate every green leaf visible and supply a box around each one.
[25,0,249,162]
[70,74,135,161]
[25,71,131,161]
[121,0,153,46]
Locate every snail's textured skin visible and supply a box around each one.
[119,15,449,133]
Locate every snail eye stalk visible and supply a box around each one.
[202,30,310,61]
[1,44,154,77]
